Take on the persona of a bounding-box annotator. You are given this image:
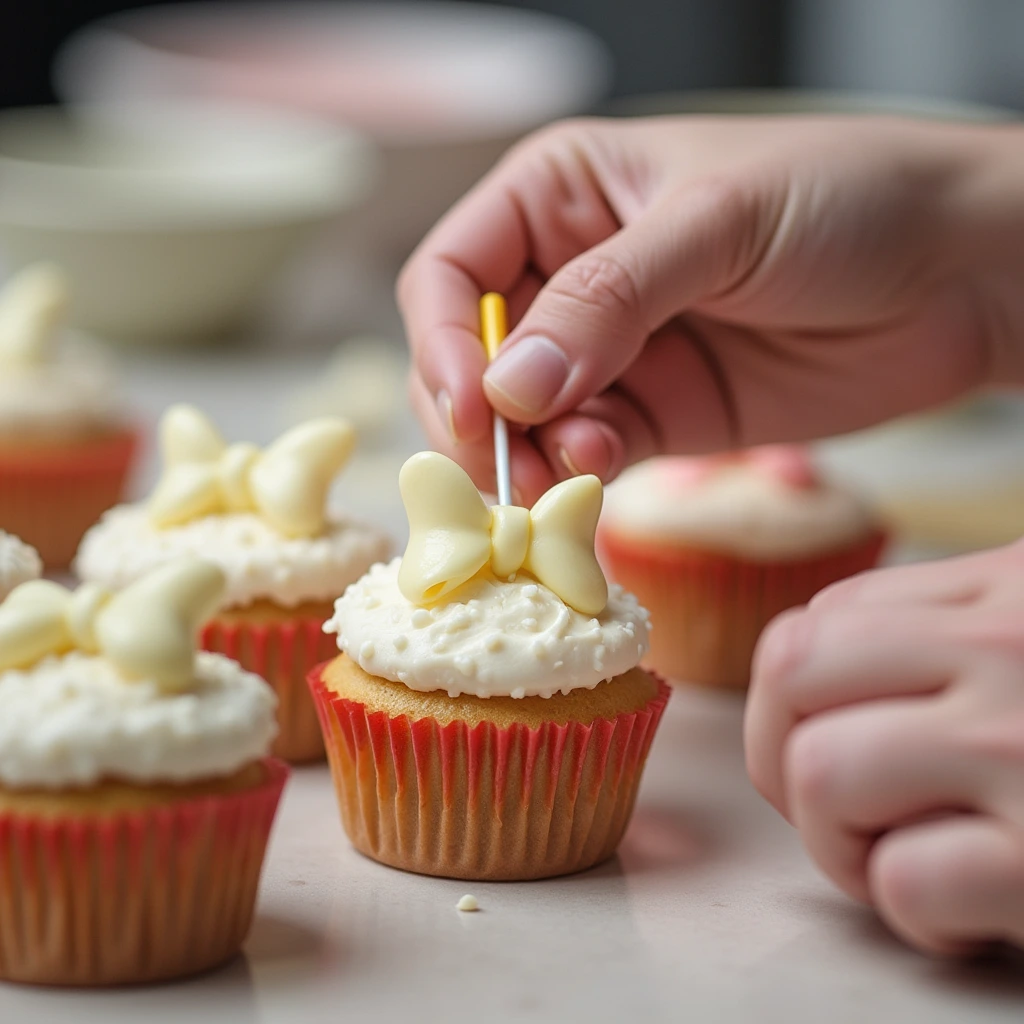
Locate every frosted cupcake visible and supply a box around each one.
[75,404,393,762]
[0,531,41,601]
[598,447,886,689]
[0,264,138,568]
[0,559,286,986]
[311,451,669,881]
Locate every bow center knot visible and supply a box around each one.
[489,505,531,579]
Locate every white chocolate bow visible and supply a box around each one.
[398,452,608,616]
[0,264,70,367]
[149,405,356,538]
[0,559,225,691]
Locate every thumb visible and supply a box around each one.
[483,180,766,424]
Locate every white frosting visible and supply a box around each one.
[0,334,123,433]
[0,532,42,602]
[75,504,393,610]
[0,651,277,788]
[325,558,650,699]
[601,458,875,560]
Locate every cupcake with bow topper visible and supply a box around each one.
[74,405,393,762]
[0,264,138,568]
[598,446,887,689]
[0,559,286,986]
[311,450,670,881]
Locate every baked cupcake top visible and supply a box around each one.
[0,264,123,435]
[0,559,277,789]
[326,452,650,699]
[601,447,877,561]
[75,405,393,609]
[0,532,42,602]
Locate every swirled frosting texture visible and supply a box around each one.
[0,652,277,788]
[601,456,875,560]
[0,533,41,602]
[75,504,393,610]
[325,558,650,699]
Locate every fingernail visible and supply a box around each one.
[484,335,569,415]
[558,446,584,477]
[436,389,458,443]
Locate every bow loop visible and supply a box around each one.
[0,264,70,367]
[0,560,226,691]
[398,451,492,604]
[148,405,355,537]
[398,452,608,615]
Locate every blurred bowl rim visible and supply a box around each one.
[54,0,615,147]
[0,99,378,232]
[604,88,1021,122]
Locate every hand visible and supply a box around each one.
[745,542,1024,956]
[398,115,1024,503]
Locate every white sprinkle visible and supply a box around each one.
[359,641,375,661]
[522,618,538,631]
[553,660,564,670]
[432,640,449,654]
[411,609,432,629]
[456,894,480,912]
[394,635,409,652]
[511,687,526,699]
[522,584,539,599]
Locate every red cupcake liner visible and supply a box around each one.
[308,664,671,881]
[599,528,887,689]
[0,428,138,570]
[203,616,338,763]
[0,758,288,987]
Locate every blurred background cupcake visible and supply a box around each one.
[0,263,139,569]
[598,446,886,690]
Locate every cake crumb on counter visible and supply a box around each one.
[456,895,480,912]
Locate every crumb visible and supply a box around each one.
[456,894,480,913]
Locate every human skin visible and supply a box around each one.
[397,115,1024,956]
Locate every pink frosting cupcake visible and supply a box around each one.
[598,447,886,689]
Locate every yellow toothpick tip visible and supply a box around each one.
[480,292,507,362]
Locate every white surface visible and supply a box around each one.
[1,687,1021,1021]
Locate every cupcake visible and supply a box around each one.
[311,451,669,882]
[0,559,286,986]
[0,264,138,569]
[0,531,41,602]
[75,404,393,762]
[598,446,886,689]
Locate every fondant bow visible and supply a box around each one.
[149,405,356,538]
[398,452,608,616]
[0,559,225,691]
[0,263,70,367]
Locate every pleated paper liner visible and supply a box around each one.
[0,428,138,570]
[309,664,671,881]
[599,528,887,689]
[0,758,288,987]
[203,616,338,763]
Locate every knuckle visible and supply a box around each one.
[785,719,845,810]
[548,253,644,324]
[961,611,1024,660]
[751,606,811,692]
[809,575,865,612]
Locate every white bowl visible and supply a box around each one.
[55,1,612,260]
[0,102,375,344]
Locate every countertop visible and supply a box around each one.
[2,348,1022,1022]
